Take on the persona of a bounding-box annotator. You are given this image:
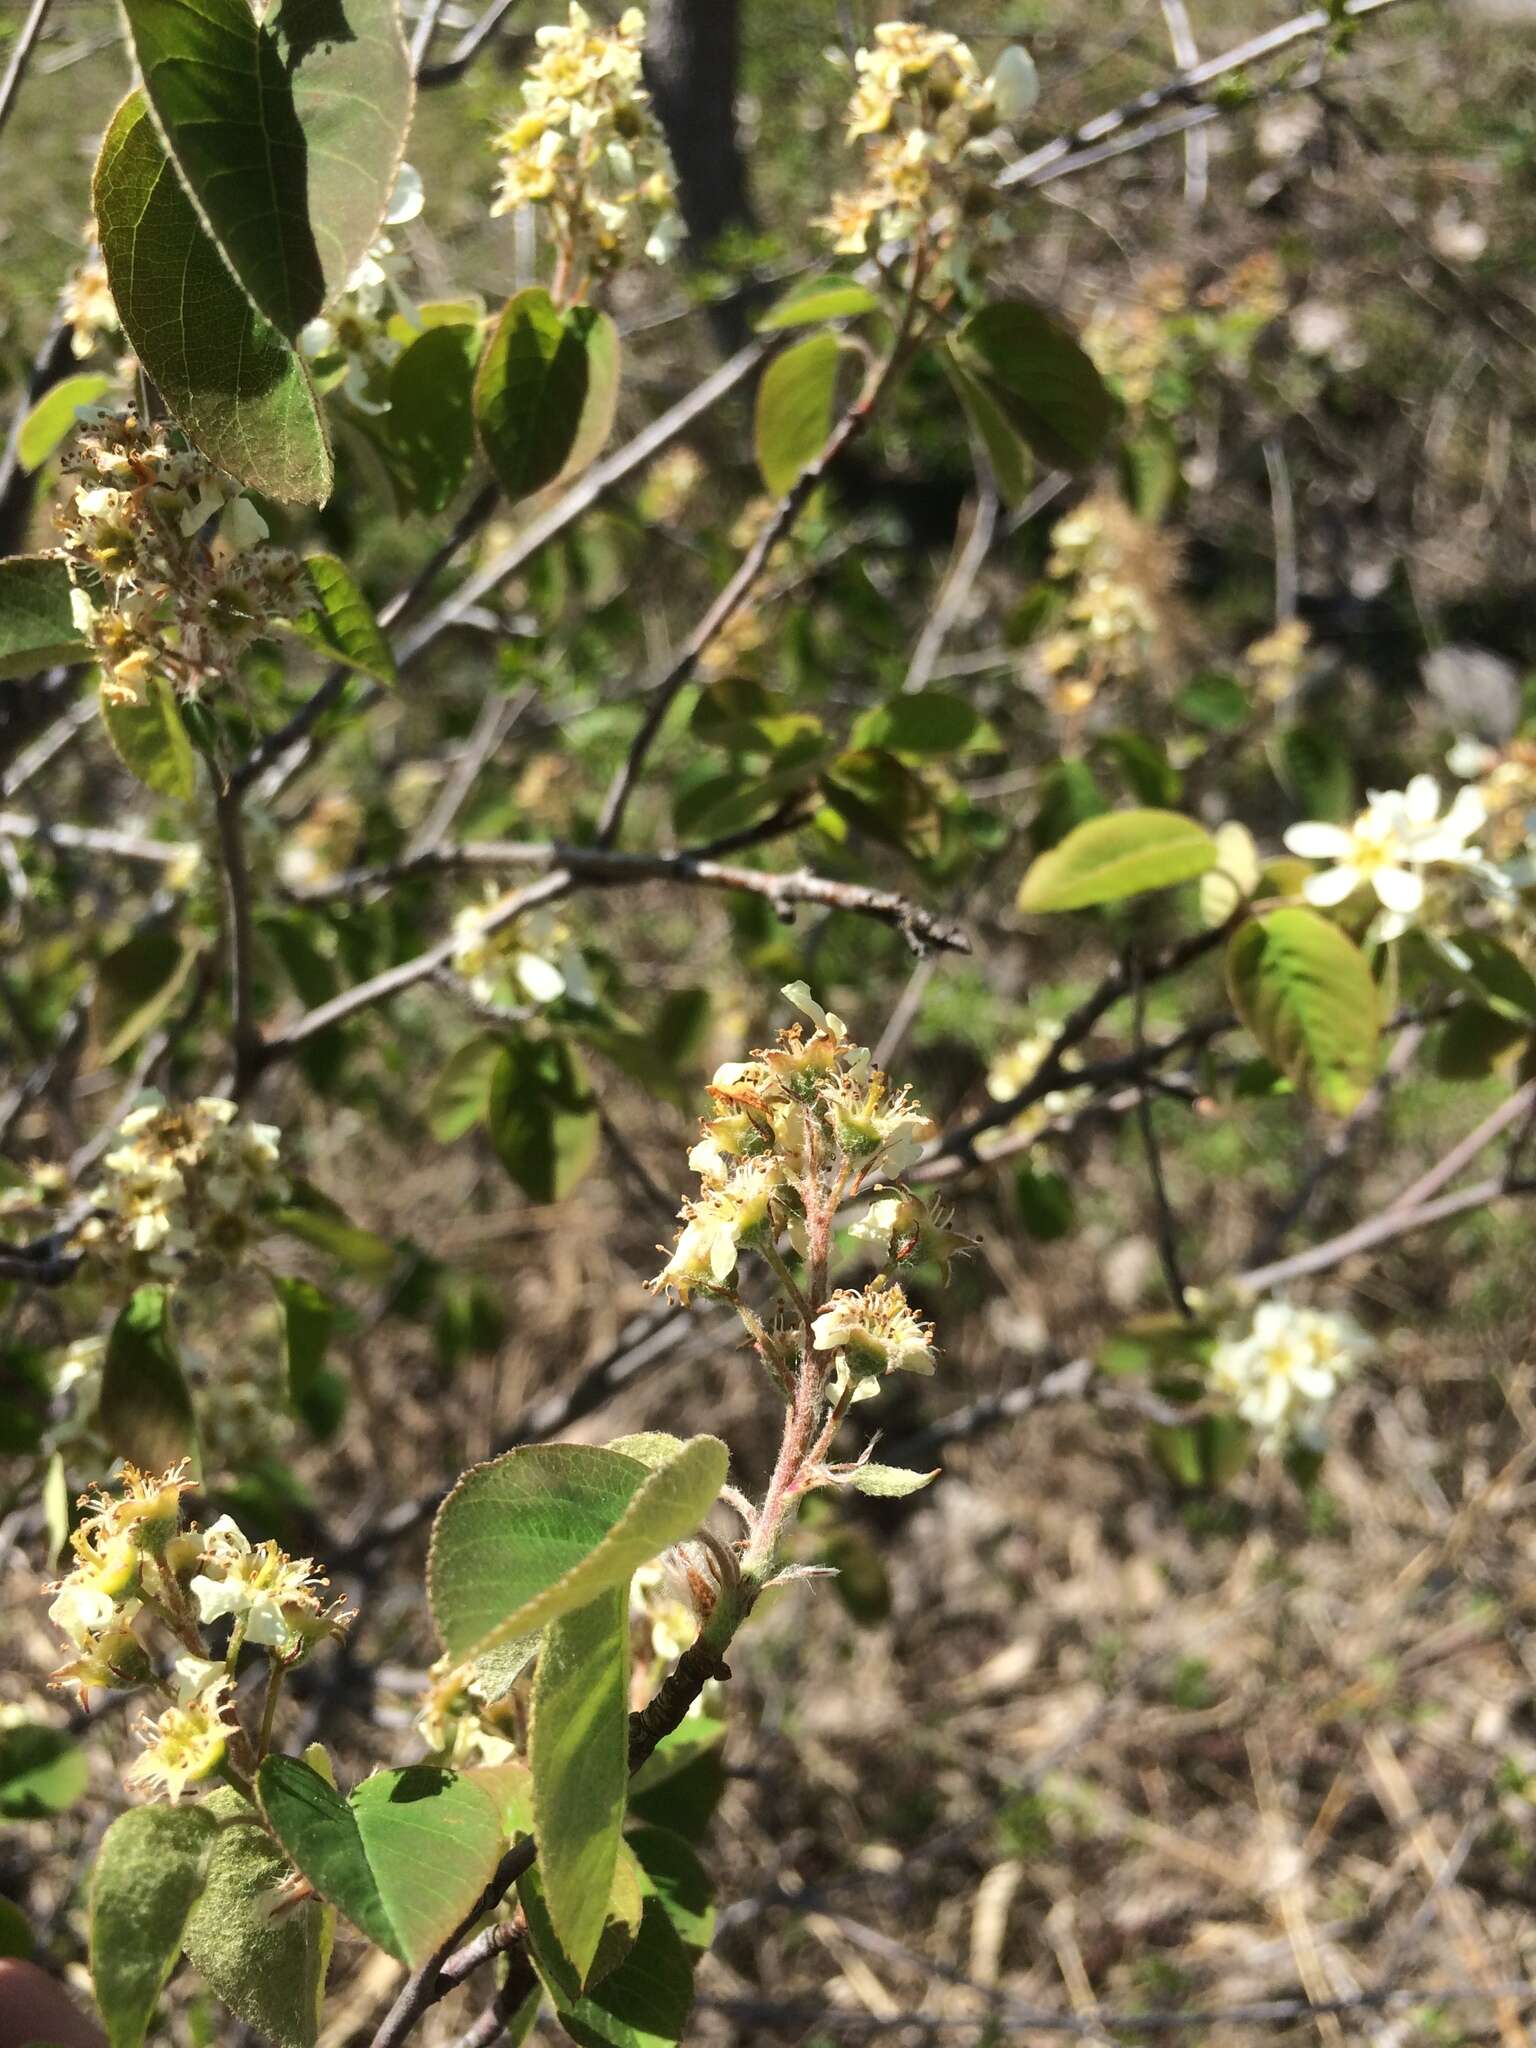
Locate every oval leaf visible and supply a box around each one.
[529,1589,630,1982]
[387,323,480,515]
[0,1724,87,1819]
[1226,906,1381,1114]
[99,673,199,801]
[427,1435,727,1663]
[92,926,200,1066]
[488,1035,599,1205]
[182,1786,333,2048]
[99,1285,199,1477]
[951,301,1116,472]
[18,374,114,473]
[755,275,879,332]
[284,554,396,684]
[94,92,333,502]
[120,0,412,333]
[474,288,620,504]
[257,1758,503,1966]
[90,1804,218,2048]
[0,555,89,679]
[754,331,841,497]
[1017,808,1216,913]
[536,1893,697,2048]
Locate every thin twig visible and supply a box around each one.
[0,0,57,147]
[406,0,450,72]
[1132,953,1192,1317]
[1157,0,1208,208]
[212,775,260,1094]
[902,479,1000,696]
[0,809,196,866]
[1383,1077,1536,1218]
[417,0,524,86]
[1238,1174,1536,1295]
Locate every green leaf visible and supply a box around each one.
[1436,932,1536,1026]
[92,926,199,1065]
[0,555,89,679]
[1177,670,1249,734]
[182,1786,333,2048]
[427,1434,728,1663]
[628,1826,713,1958]
[842,1462,938,1499]
[99,673,199,801]
[1434,1003,1529,1080]
[949,302,1116,471]
[755,275,879,331]
[256,1758,503,1966]
[1226,907,1381,1114]
[1013,1162,1075,1240]
[0,1899,33,1959]
[754,331,842,496]
[119,0,411,334]
[1017,808,1216,913]
[427,1032,503,1141]
[285,555,395,684]
[536,1894,696,2048]
[99,1285,198,1477]
[521,1846,645,2001]
[530,1590,630,1981]
[941,353,1033,507]
[94,92,333,502]
[488,1035,600,1205]
[90,1804,218,2048]
[627,1718,724,1801]
[0,1724,87,1818]
[17,374,114,473]
[475,288,620,503]
[1120,424,1181,525]
[1274,722,1352,824]
[273,1177,397,1278]
[388,323,481,514]
[273,1275,344,1438]
[849,692,979,757]
[1149,1414,1252,1492]
[820,748,941,859]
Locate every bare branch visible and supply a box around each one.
[0,0,57,146]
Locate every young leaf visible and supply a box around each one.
[256,1758,503,1966]
[284,555,396,685]
[950,301,1116,471]
[272,1275,345,1438]
[90,1804,218,2048]
[99,674,199,802]
[1226,907,1381,1114]
[388,323,481,514]
[91,926,200,1065]
[474,288,620,503]
[94,92,333,502]
[488,1035,600,1204]
[530,1589,630,1982]
[0,1725,87,1818]
[119,0,411,334]
[1017,809,1216,913]
[428,1032,504,1139]
[536,1893,697,2048]
[99,1285,199,1476]
[628,1825,714,1957]
[182,1785,333,2048]
[0,555,89,679]
[755,274,879,331]
[427,1435,727,1662]
[842,1462,939,1499]
[17,373,114,473]
[754,331,842,496]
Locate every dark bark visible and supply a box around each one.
[643,0,759,345]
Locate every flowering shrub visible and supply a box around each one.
[1,2,1533,2043]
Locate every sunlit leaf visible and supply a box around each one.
[1226,907,1380,1113]
[0,555,89,679]
[754,331,842,496]
[1017,809,1216,913]
[475,288,620,503]
[90,1805,218,2048]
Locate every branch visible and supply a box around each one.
[291,839,968,954]
[995,0,1411,194]
[1237,1173,1536,1295]
[0,808,196,867]
[0,0,56,146]
[416,0,525,86]
[213,775,260,1094]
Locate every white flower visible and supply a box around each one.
[1284,775,1487,939]
[1209,1300,1370,1445]
[189,1515,342,1651]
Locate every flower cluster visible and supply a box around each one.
[300,164,425,414]
[822,24,1028,267]
[73,1095,286,1287]
[980,1022,1087,1153]
[450,891,594,1009]
[1036,496,1173,716]
[651,984,933,1306]
[1447,738,1536,867]
[55,409,301,708]
[491,4,682,283]
[1284,774,1489,941]
[1208,1300,1370,1447]
[44,1463,351,1799]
